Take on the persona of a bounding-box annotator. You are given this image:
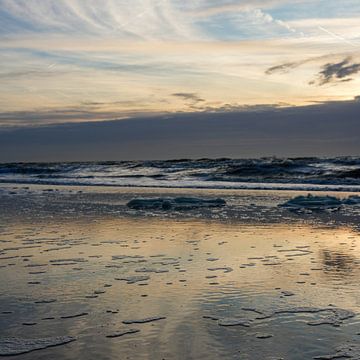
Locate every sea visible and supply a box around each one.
[0,157,360,191]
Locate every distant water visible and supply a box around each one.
[1,157,360,191]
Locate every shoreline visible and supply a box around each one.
[1,181,360,194]
[2,183,360,233]
[1,182,360,202]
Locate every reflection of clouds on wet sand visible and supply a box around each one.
[322,249,358,274]
[0,188,360,359]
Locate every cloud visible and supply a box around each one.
[6,95,360,129]
[0,0,314,43]
[1,96,360,162]
[265,61,301,75]
[198,102,287,113]
[188,0,303,18]
[172,92,205,103]
[245,8,300,35]
[0,99,286,128]
[1,0,360,123]
[265,53,343,75]
[317,26,358,47]
[265,53,360,87]
[0,0,200,40]
[310,57,360,86]
[0,106,164,127]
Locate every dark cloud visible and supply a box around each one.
[266,54,360,87]
[265,62,299,75]
[1,96,360,162]
[265,54,333,75]
[0,97,353,129]
[172,92,205,103]
[81,100,144,108]
[310,57,360,86]
[0,108,159,127]
[195,103,286,113]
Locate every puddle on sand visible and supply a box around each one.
[0,205,360,359]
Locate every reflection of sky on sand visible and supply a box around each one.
[1,207,360,359]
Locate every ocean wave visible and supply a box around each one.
[0,157,359,191]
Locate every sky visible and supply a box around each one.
[0,1,360,160]
[1,0,360,126]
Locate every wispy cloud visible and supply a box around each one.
[1,0,360,127]
[265,54,342,75]
[266,61,303,75]
[317,26,358,47]
[188,0,301,18]
[0,0,200,40]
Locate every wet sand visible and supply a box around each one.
[0,185,360,359]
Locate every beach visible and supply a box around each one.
[2,0,360,358]
[0,184,359,359]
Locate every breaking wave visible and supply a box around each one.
[0,157,360,191]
